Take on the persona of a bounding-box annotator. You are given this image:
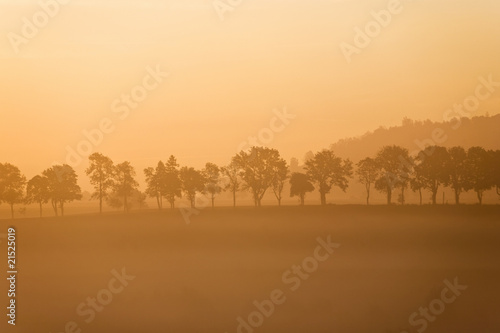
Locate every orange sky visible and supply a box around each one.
[1,0,499,189]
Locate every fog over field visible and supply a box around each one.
[1,207,499,332]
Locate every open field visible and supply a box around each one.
[1,206,499,333]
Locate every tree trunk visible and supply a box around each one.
[211,196,215,209]
[400,186,405,205]
[124,195,128,213]
[60,201,65,216]
[477,191,483,205]
[156,195,161,210]
[39,202,43,218]
[454,190,460,205]
[419,189,422,205]
[300,194,305,206]
[277,197,281,207]
[386,188,392,205]
[99,184,103,214]
[431,190,437,205]
[366,188,370,206]
[257,193,264,207]
[10,204,14,219]
[52,200,58,216]
[233,191,236,208]
[320,192,326,206]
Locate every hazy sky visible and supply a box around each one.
[1,0,499,188]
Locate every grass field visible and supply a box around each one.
[1,206,499,333]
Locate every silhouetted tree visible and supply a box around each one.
[164,156,182,209]
[414,146,450,205]
[86,153,115,214]
[221,161,241,208]
[374,146,411,205]
[107,188,147,211]
[398,162,413,206]
[410,173,425,205]
[289,172,314,205]
[180,167,206,208]
[271,159,289,206]
[305,150,352,205]
[106,193,124,210]
[290,157,301,173]
[134,190,148,210]
[112,162,139,213]
[144,161,167,209]
[25,175,50,217]
[203,162,222,208]
[43,164,82,216]
[0,163,27,218]
[447,147,469,204]
[493,150,500,199]
[465,147,492,205]
[233,147,285,207]
[356,157,379,205]
[303,151,315,163]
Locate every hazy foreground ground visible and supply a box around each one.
[1,206,499,333]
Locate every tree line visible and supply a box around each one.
[0,145,499,218]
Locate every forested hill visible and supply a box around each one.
[329,115,500,162]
